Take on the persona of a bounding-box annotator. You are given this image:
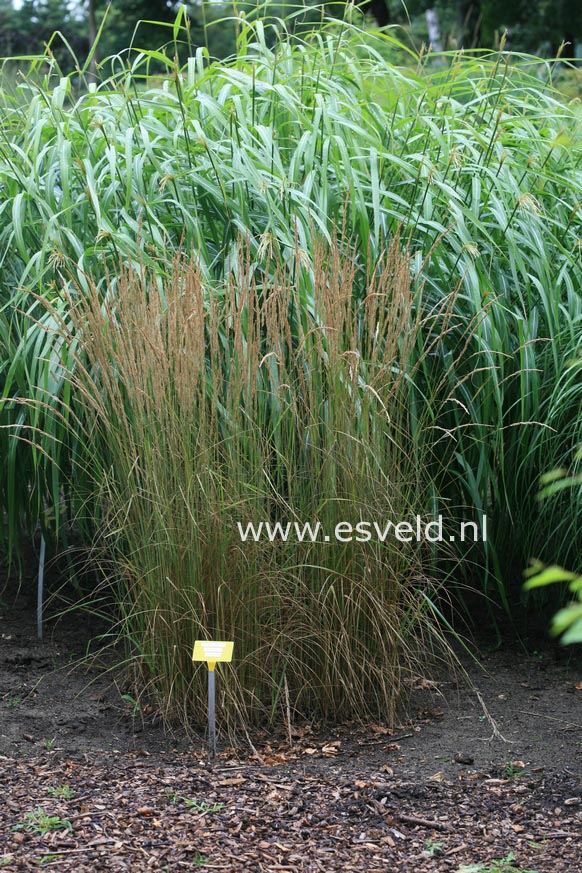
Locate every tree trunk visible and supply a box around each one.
[88,0,98,81]
[426,8,443,52]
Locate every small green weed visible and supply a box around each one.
[425,839,445,857]
[15,809,72,835]
[42,738,55,752]
[183,799,224,813]
[6,696,21,709]
[458,852,539,872]
[164,790,223,813]
[47,785,75,799]
[501,762,526,779]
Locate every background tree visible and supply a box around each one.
[15,0,87,67]
[0,0,21,56]
[480,0,582,56]
[0,0,579,68]
[92,0,178,60]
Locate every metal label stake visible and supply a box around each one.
[192,640,234,760]
[208,664,217,758]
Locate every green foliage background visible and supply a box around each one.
[1,9,581,723]
[0,1,580,69]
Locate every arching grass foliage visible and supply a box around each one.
[1,11,581,693]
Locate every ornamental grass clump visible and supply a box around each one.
[2,11,582,624]
[45,233,450,730]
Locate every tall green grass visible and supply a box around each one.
[1,13,581,623]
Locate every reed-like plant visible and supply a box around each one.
[40,234,450,728]
[1,11,581,619]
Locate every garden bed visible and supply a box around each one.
[1,582,581,871]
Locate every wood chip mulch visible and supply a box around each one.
[1,749,581,872]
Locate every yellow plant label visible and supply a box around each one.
[192,640,234,669]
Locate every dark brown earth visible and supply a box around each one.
[1,561,581,871]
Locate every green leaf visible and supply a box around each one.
[523,565,581,590]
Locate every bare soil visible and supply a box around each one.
[1,566,581,871]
